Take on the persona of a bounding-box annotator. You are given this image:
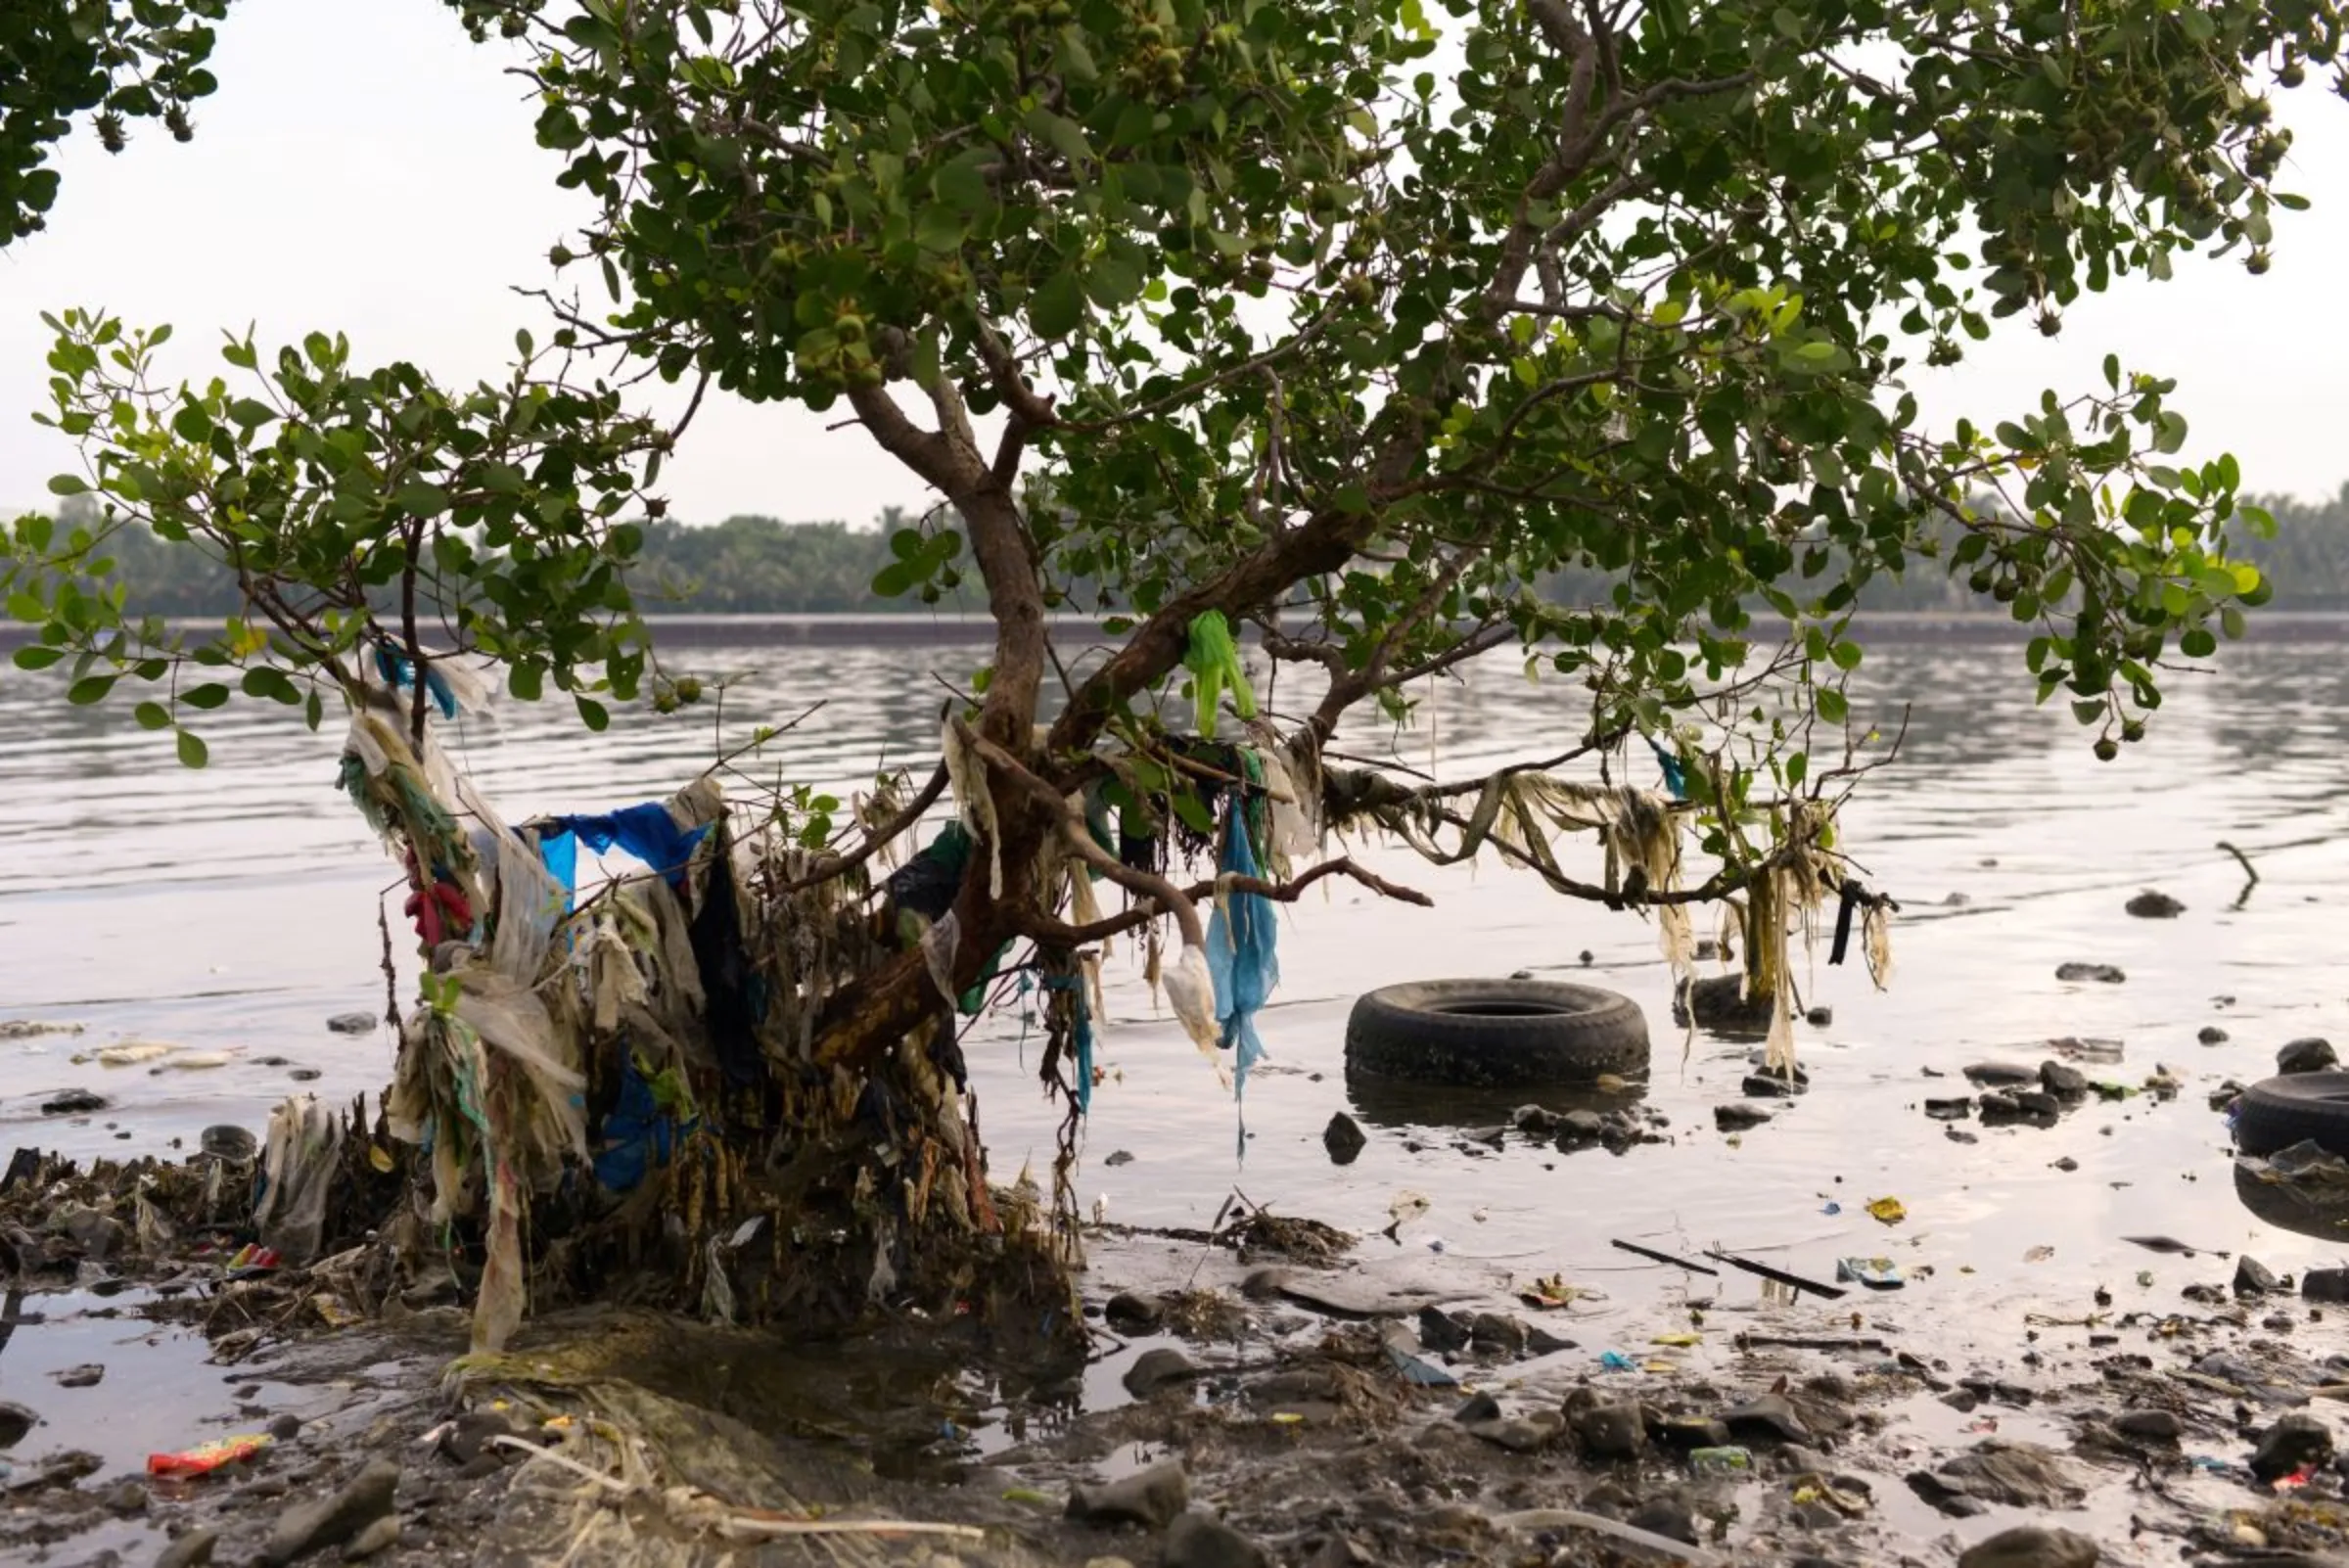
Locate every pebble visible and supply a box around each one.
[1924,1097,1973,1121]
[1321,1112,1365,1166]
[1570,1401,1646,1459]
[2112,1408,2182,1444]
[100,1479,146,1514]
[324,1013,377,1035]
[1805,1005,1833,1027]
[270,1413,304,1443]
[1714,1104,1772,1132]
[1452,1392,1501,1425]
[2251,1411,2333,1483]
[39,1089,106,1116]
[1067,1459,1188,1530]
[1468,1313,1527,1355]
[289,1068,322,1082]
[1720,1393,1812,1445]
[2037,1061,2089,1099]
[50,1363,103,1389]
[2306,1268,2349,1303]
[2198,1026,2230,1045]
[1627,1499,1701,1546]
[1740,1073,1804,1099]
[1104,1293,1164,1332]
[1962,1062,2037,1087]
[0,1401,37,1448]
[2278,1038,2338,1076]
[1122,1347,1202,1397]
[1163,1509,1269,1568]
[263,1458,401,1565]
[2234,1255,2280,1297]
[1102,1150,1134,1167]
[2054,962,2126,984]
[1417,1306,1472,1353]
[343,1516,399,1560]
[156,1529,220,1568]
[1958,1525,2099,1568]
[2124,890,2184,919]
[1463,1412,1562,1453]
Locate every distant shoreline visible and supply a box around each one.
[3,608,2345,653]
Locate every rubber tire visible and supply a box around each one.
[2232,1072,2349,1158]
[1345,979,1649,1088]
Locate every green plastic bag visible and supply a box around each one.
[1183,610,1255,737]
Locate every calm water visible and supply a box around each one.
[3,630,2347,1387]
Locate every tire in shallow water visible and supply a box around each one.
[1344,979,1649,1088]
[2233,1072,2349,1158]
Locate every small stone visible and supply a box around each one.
[1468,1313,1527,1355]
[434,1410,512,1467]
[2198,1026,2230,1045]
[2305,1268,2349,1303]
[1572,1402,1646,1460]
[1555,1109,1607,1143]
[265,1459,400,1565]
[2125,890,2185,919]
[343,1517,399,1561]
[1924,1097,1973,1121]
[1652,1413,1732,1450]
[50,1363,103,1389]
[2235,1256,2280,1297]
[0,1401,37,1448]
[1963,1061,2036,1087]
[1958,1525,2100,1568]
[199,1125,257,1162]
[1067,1460,1188,1530]
[1510,1104,1559,1134]
[2050,1157,2078,1173]
[1464,1413,1562,1453]
[102,1479,147,1514]
[324,1013,376,1035]
[1417,1306,1472,1353]
[1627,1499,1700,1546]
[1742,1073,1805,1099]
[2251,1412,2334,1483]
[1163,1510,1269,1568]
[157,1529,220,1568]
[1526,1326,1577,1356]
[1715,1103,1772,1132]
[1102,1149,1135,1167]
[1103,1292,1164,1332]
[1720,1393,1812,1445]
[1321,1112,1366,1166]
[1453,1392,1501,1425]
[1122,1347,1202,1398]
[39,1089,105,1116]
[2278,1038,2338,1076]
[2054,962,2126,985]
[269,1413,304,1444]
[289,1068,322,1083]
[1805,1006,1833,1028]
[2112,1409,2181,1444]
[2038,1061,2089,1099]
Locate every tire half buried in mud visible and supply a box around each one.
[2234,1071,2349,1158]
[1345,979,1649,1088]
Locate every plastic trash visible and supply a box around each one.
[1600,1351,1637,1371]
[1865,1196,1907,1225]
[148,1434,272,1477]
[254,1095,344,1266]
[1690,1446,1752,1474]
[1835,1257,1905,1290]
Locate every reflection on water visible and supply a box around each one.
[3,632,2349,1358]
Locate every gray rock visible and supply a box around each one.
[1416,1306,1471,1353]
[1104,1292,1164,1332]
[1163,1510,1269,1568]
[1714,1103,1772,1132]
[2307,1268,2349,1303]
[1741,1073,1805,1099]
[1958,1526,2099,1568]
[1962,1062,2037,1087]
[2125,891,2185,919]
[2038,1061,2089,1099]
[1555,1109,1607,1143]
[102,1479,147,1514]
[1652,1413,1732,1450]
[2251,1412,2334,1483]
[342,1517,398,1560]
[2198,1026,2230,1045]
[1103,1149,1135,1167]
[2235,1255,2281,1297]
[264,1458,400,1565]
[1452,1392,1501,1425]
[1627,1499,1701,1546]
[0,1401,37,1448]
[1922,1442,2083,1509]
[1464,1413,1562,1453]
[1122,1347,1202,1397]
[325,1013,377,1035]
[199,1126,257,1162]
[2112,1408,2182,1444]
[1924,1097,1974,1121]
[1526,1325,1577,1356]
[1321,1112,1365,1165]
[39,1089,106,1115]
[1805,1006,1834,1028]
[1468,1313,1527,1355]
[1067,1459,1188,1530]
[50,1363,103,1389]
[1721,1393,1812,1445]
[2054,962,2126,984]
[1572,1402,1646,1460]
[156,1528,220,1568]
[434,1410,512,1466]
[2279,1038,2339,1076]
[269,1413,304,1443]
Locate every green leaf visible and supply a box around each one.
[871,560,918,598]
[576,695,610,731]
[1827,641,1862,672]
[509,663,544,701]
[2179,626,2217,659]
[133,700,171,730]
[1170,789,1217,835]
[226,397,277,430]
[175,728,208,768]
[66,674,115,705]
[182,682,231,710]
[1816,687,1848,725]
[1030,270,1085,340]
[241,667,300,704]
[46,474,88,495]
[12,645,66,670]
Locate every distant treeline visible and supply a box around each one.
[23,487,2349,619]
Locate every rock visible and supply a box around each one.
[1805,1006,1834,1028]
[1721,1394,1812,1445]
[1163,1510,1269,1568]
[1464,1413,1562,1453]
[1417,1306,1472,1353]
[1067,1459,1188,1530]
[1122,1347,1202,1397]
[2235,1256,2281,1297]
[269,1413,304,1443]
[2038,1061,2089,1099]
[1627,1499,1701,1546]
[50,1363,103,1389]
[2125,890,2185,919]
[2050,1156,2078,1173]
[1322,1112,1366,1165]
[434,1410,512,1467]
[1924,1097,1974,1121]
[342,1517,398,1561]
[1103,1149,1134,1167]
[1453,1392,1501,1425]
[2113,1409,2182,1444]
[289,1068,322,1082]
[1921,1442,2083,1509]
[2306,1268,2349,1303]
[39,1089,106,1115]
[1510,1104,1559,1135]
[1572,1402,1646,1460]
[1714,1103,1772,1132]
[1958,1526,2100,1568]
[199,1126,257,1162]
[156,1529,220,1568]
[1104,1292,1164,1332]
[1742,1073,1805,1099]
[0,1401,38,1448]
[2251,1412,2334,1483]
[1555,1109,1608,1143]
[1978,1090,2058,1128]
[2198,1026,2230,1045]
[101,1479,147,1514]
[324,1013,376,1035]
[1651,1413,1732,1450]
[2279,1038,2339,1076]
[264,1458,400,1565]
[1963,1061,2036,1087]
[1526,1326,1577,1356]
[2054,962,2125,984]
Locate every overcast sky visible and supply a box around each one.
[3,0,2344,524]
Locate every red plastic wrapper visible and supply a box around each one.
[147,1433,272,1477]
